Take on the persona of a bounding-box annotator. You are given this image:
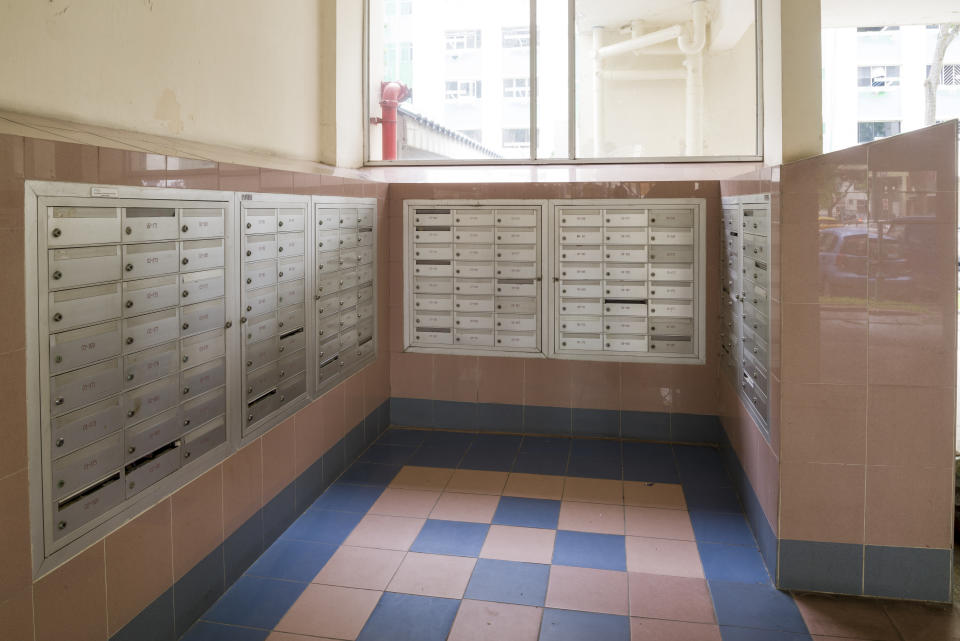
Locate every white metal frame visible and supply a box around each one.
[362,0,764,165]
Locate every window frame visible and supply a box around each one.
[363,0,764,165]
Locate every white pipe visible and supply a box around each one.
[633,43,684,55]
[678,0,708,55]
[593,27,604,156]
[600,69,686,81]
[685,52,704,155]
[597,24,683,60]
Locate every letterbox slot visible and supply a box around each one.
[57,472,121,511]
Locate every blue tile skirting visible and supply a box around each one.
[108,400,391,641]
[389,397,722,444]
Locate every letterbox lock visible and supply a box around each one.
[182,323,189,330]
[279,271,284,277]
[52,313,62,322]
[279,346,285,352]
[52,270,62,280]
[125,226,132,235]
[182,225,189,232]
[183,419,191,427]
[51,228,62,238]
[128,446,136,454]
[125,300,134,308]
[278,220,284,227]
[182,291,189,298]
[224,321,232,329]
[56,438,64,447]
[55,355,63,363]
[246,250,252,257]
[246,278,252,284]
[129,481,136,490]
[127,410,136,417]
[126,337,134,345]
[127,374,134,381]
[58,521,66,530]
[246,222,252,229]
[183,387,190,395]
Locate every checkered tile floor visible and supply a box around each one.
[180,429,812,641]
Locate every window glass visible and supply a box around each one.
[857,121,901,143]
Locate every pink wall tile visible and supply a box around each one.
[98,148,166,187]
[260,169,294,193]
[780,304,868,385]
[0,229,26,355]
[780,461,864,544]
[24,139,98,183]
[780,145,868,196]
[292,171,325,195]
[432,354,479,403]
[756,438,780,535]
[165,156,218,190]
[104,500,173,634]
[390,352,433,398]
[0,585,34,641]
[0,135,24,231]
[33,541,107,641]
[780,383,866,465]
[868,122,958,194]
[218,163,260,192]
[222,441,263,537]
[524,358,572,407]
[671,366,720,415]
[569,360,620,411]
[344,372,365,428]
[865,465,953,548]
[172,466,223,581]
[866,385,955,468]
[0,470,31,604]
[477,356,524,405]
[363,357,389,413]
[620,363,674,412]
[867,312,955,388]
[262,417,296,502]
[320,384,346,452]
[0,349,26,478]
[294,399,325,476]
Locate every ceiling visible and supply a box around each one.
[821,0,960,28]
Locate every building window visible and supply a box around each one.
[926,64,960,86]
[858,121,901,143]
[457,129,482,142]
[445,80,482,101]
[502,27,530,48]
[857,65,900,88]
[857,26,899,32]
[445,30,481,50]
[503,128,531,147]
[503,78,530,99]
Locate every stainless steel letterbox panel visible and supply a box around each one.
[743,306,769,342]
[742,208,769,236]
[315,209,338,230]
[125,441,182,498]
[244,260,277,290]
[496,297,537,315]
[741,327,769,365]
[605,335,649,352]
[338,287,358,308]
[415,277,453,295]
[278,232,305,257]
[604,264,647,281]
[604,247,648,263]
[180,386,225,433]
[744,259,769,287]
[180,299,224,338]
[316,293,339,320]
[49,246,121,290]
[559,317,602,333]
[277,208,305,232]
[180,328,225,369]
[357,230,374,247]
[605,317,648,334]
[558,210,601,227]
[277,279,305,307]
[51,358,123,416]
[316,251,341,275]
[124,408,180,463]
[317,314,340,340]
[315,272,341,297]
[560,282,602,298]
[496,281,537,297]
[339,307,359,331]
[495,210,537,227]
[648,318,694,336]
[495,229,537,245]
[560,263,602,280]
[496,315,536,332]
[356,338,375,361]
[455,279,494,296]
[122,207,178,242]
[604,282,648,299]
[743,234,767,262]
[357,319,375,342]
[180,269,224,304]
[244,285,277,317]
[122,275,179,317]
[316,230,340,251]
[181,357,225,401]
[54,473,123,539]
[244,208,277,234]
[604,211,648,227]
[51,396,124,460]
[52,432,122,500]
[649,228,694,245]
[648,246,693,263]
[453,296,493,313]
[243,235,277,262]
[649,209,694,227]
[122,308,179,353]
[247,362,279,399]
[277,303,305,332]
[559,247,602,262]
[317,357,342,383]
[649,264,694,281]
[356,247,374,266]
[123,242,179,279]
[648,301,693,318]
[415,211,451,226]
[741,372,768,415]
[49,283,121,332]
[245,335,278,371]
[245,313,278,345]
[496,263,536,279]
[454,228,493,244]
[48,206,120,247]
[415,245,454,260]
[317,333,339,360]
[743,350,769,391]
[279,327,306,354]
[454,314,493,331]
[743,279,769,308]
[561,230,602,245]
[416,294,453,312]
[560,299,602,316]
[246,390,280,424]
[278,349,306,380]
[416,229,453,244]
[453,211,494,226]
[123,374,178,426]
[605,302,649,317]
[495,246,536,262]
[180,239,224,272]
[123,342,179,390]
[605,229,648,245]
[455,330,494,347]
[416,262,454,277]
[454,245,494,261]
[560,334,603,350]
[648,283,693,300]
[416,311,452,329]
[339,233,358,250]
[650,338,694,354]
[179,208,225,239]
[414,328,453,345]
[339,208,359,228]
[182,416,226,464]
[357,284,374,304]
[50,321,122,374]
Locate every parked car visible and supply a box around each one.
[818,226,913,300]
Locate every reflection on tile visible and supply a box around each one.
[464,559,550,607]
[545,565,628,616]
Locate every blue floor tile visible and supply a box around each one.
[698,542,772,584]
[512,437,570,475]
[180,622,269,641]
[460,434,522,471]
[671,414,723,444]
[552,530,627,571]
[709,580,809,634]
[690,511,758,547]
[419,430,476,447]
[281,508,364,544]
[360,442,419,465]
[719,627,812,641]
[621,442,679,483]
[464,558,550,606]
[339,462,402,486]
[311,482,384,513]
[379,427,428,446]
[567,439,621,479]
[683,483,743,513]
[492,496,561,529]
[203,575,307,629]
[357,592,460,641]
[675,445,732,487]
[246,539,337,582]
[539,609,630,641]
[410,520,489,557]
[408,444,469,468]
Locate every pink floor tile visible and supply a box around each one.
[545,565,629,616]
[430,492,500,523]
[386,552,476,599]
[446,469,509,495]
[368,488,441,518]
[622,482,687,510]
[479,525,556,564]
[503,473,565,501]
[630,617,722,641]
[563,477,624,505]
[274,584,381,639]
[627,572,715,623]
[883,600,960,641]
[389,466,455,491]
[343,514,425,550]
[795,594,900,641]
[557,501,626,535]
[447,599,543,641]
[312,546,405,591]
[624,536,704,578]
[624,506,695,540]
